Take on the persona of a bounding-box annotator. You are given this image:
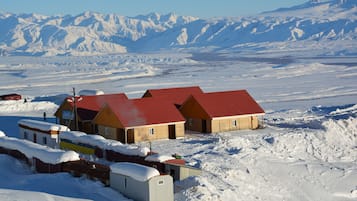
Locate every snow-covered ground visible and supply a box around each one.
[0,46,356,201]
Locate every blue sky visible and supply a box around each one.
[1,0,309,17]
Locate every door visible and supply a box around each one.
[117,128,125,143]
[202,120,207,133]
[127,129,134,144]
[168,124,176,139]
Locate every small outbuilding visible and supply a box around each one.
[110,162,173,201]
[0,93,21,101]
[18,119,69,148]
[180,90,265,133]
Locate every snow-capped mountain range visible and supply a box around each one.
[0,0,356,56]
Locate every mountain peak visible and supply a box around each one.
[0,1,355,56]
[262,0,357,18]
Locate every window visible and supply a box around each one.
[42,137,47,144]
[232,120,238,127]
[104,127,109,136]
[62,110,74,120]
[149,128,155,135]
[188,118,193,127]
[158,180,164,185]
[24,132,28,139]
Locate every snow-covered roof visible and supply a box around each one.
[0,136,79,164]
[145,153,175,162]
[60,131,150,157]
[110,162,160,182]
[0,131,5,137]
[18,119,69,133]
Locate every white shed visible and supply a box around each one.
[18,119,69,148]
[110,162,173,201]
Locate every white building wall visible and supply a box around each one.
[110,172,173,201]
[19,127,59,148]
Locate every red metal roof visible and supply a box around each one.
[188,90,265,118]
[65,93,128,120]
[107,97,186,127]
[0,93,22,100]
[142,86,203,106]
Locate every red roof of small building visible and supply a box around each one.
[142,86,203,106]
[65,93,128,120]
[187,90,265,118]
[106,97,185,128]
[0,93,22,100]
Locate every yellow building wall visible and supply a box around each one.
[98,125,118,140]
[60,141,95,155]
[133,124,169,142]
[211,116,259,133]
[251,116,259,129]
[175,123,185,138]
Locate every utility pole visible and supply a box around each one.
[73,87,79,131]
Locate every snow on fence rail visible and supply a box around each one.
[0,134,79,164]
[60,131,150,157]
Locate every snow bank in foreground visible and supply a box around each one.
[322,117,357,162]
[0,154,128,201]
[60,131,150,157]
[110,162,160,182]
[0,189,91,201]
[0,135,79,164]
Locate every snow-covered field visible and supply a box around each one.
[0,45,356,200]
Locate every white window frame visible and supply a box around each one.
[149,128,155,135]
[232,120,238,127]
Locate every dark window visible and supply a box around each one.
[149,128,154,135]
[232,120,237,127]
[43,137,47,144]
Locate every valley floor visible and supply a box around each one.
[0,50,356,201]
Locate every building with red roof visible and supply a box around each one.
[54,93,128,133]
[93,97,186,143]
[180,90,265,133]
[0,93,22,101]
[142,86,204,107]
